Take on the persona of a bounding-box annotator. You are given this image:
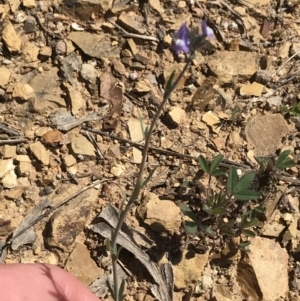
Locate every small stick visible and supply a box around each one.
[0,124,20,136]
[143,2,150,27]
[0,138,27,145]
[84,127,250,170]
[82,130,104,159]
[109,20,159,42]
[272,49,300,79]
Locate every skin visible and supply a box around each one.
[0,263,101,301]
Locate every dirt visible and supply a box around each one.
[0,0,300,300]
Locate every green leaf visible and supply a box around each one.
[234,171,256,193]
[198,223,216,238]
[198,155,209,173]
[118,279,126,301]
[242,218,258,229]
[210,154,223,174]
[180,204,197,221]
[254,156,264,170]
[220,227,236,236]
[239,241,251,248]
[141,166,158,189]
[276,150,291,166]
[184,220,198,234]
[275,150,295,170]
[211,168,226,176]
[106,280,115,299]
[227,167,238,194]
[211,207,228,215]
[234,189,260,201]
[217,192,229,207]
[207,191,214,207]
[165,70,176,94]
[242,229,256,238]
[203,204,212,215]
[253,206,265,214]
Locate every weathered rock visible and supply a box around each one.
[237,237,289,301]
[110,164,125,177]
[166,107,186,127]
[22,0,36,8]
[2,145,16,158]
[245,113,291,156]
[0,159,15,178]
[202,111,221,134]
[5,186,23,200]
[71,135,95,156]
[0,67,12,88]
[278,41,292,59]
[28,67,66,113]
[207,51,258,83]
[65,84,86,115]
[118,12,147,35]
[63,155,77,167]
[24,16,36,33]
[148,0,164,14]
[18,161,34,176]
[127,119,144,163]
[2,170,17,188]
[7,0,20,12]
[2,20,21,52]
[23,42,39,62]
[29,141,50,166]
[12,83,34,101]
[173,250,209,289]
[44,187,98,264]
[68,32,120,60]
[61,0,113,20]
[133,80,151,93]
[137,193,181,234]
[240,81,265,97]
[65,242,103,286]
[112,60,127,77]
[39,46,52,58]
[80,63,98,83]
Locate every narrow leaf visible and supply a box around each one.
[198,223,216,238]
[210,154,224,174]
[106,280,115,299]
[165,70,176,94]
[220,227,236,236]
[234,189,260,201]
[275,150,291,167]
[234,171,256,193]
[211,168,226,176]
[242,218,258,229]
[242,229,256,238]
[198,155,209,173]
[184,221,198,234]
[203,204,212,215]
[227,167,238,194]
[141,166,158,189]
[239,241,251,248]
[180,204,197,221]
[217,192,229,207]
[211,207,228,215]
[118,279,126,301]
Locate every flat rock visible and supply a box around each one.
[23,42,39,62]
[65,84,86,115]
[0,159,15,178]
[127,119,144,163]
[2,170,18,188]
[240,81,264,97]
[45,187,98,264]
[173,250,209,289]
[2,20,21,52]
[2,145,16,158]
[137,193,181,234]
[29,141,50,166]
[71,135,95,156]
[110,163,125,177]
[237,237,289,301]
[166,107,186,127]
[63,155,77,167]
[22,0,36,7]
[80,63,98,83]
[0,67,12,88]
[12,83,34,101]
[68,32,120,60]
[207,51,258,83]
[27,67,66,114]
[118,12,147,35]
[61,0,113,20]
[245,113,291,156]
[65,242,103,286]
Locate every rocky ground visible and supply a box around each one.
[0,0,300,300]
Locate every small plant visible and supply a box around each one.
[181,154,261,247]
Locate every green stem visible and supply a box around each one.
[110,55,193,301]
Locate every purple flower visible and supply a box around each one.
[201,20,215,39]
[173,22,191,54]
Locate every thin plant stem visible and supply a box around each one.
[110,55,193,301]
